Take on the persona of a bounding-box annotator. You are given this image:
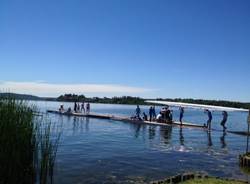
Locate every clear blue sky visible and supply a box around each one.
[0,0,250,101]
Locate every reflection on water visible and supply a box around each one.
[149,126,156,140]
[179,128,184,146]
[207,131,213,147]
[34,102,250,183]
[85,117,90,132]
[55,117,247,183]
[71,116,91,134]
[160,126,172,144]
[134,124,142,138]
[220,132,227,149]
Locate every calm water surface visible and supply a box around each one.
[35,101,250,184]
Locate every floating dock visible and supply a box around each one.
[47,110,250,136]
[47,110,205,129]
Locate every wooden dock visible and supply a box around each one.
[47,110,250,136]
[47,110,206,129]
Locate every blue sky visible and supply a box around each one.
[0,0,250,101]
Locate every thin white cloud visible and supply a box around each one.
[0,81,154,97]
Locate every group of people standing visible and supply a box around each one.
[204,109,228,131]
[133,105,228,131]
[73,102,90,114]
[133,105,176,122]
[149,106,157,121]
[133,105,156,121]
[59,102,91,114]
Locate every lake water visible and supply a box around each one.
[35,101,250,184]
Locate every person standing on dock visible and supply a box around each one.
[246,109,250,153]
[143,112,148,121]
[149,106,153,122]
[136,105,141,119]
[248,109,250,124]
[81,102,85,114]
[179,106,184,125]
[86,103,90,114]
[169,110,173,122]
[152,106,156,120]
[77,103,80,112]
[220,111,228,131]
[205,109,213,130]
[74,102,77,113]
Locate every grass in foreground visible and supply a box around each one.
[0,97,61,184]
[181,178,246,184]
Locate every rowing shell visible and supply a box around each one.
[146,100,248,112]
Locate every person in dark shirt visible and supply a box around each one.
[169,110,173,122]
[149,106,153,122]
[221,111,228,131]
[143,112,148,121]
[77,103,80,112]
[86,103,90,114]
[81,102,85,114]
[136,105,141,118]
[205,109,213,130]
[67,107,72,114]
[74,102,77,113]
[179,106,184,125]
[152,106,156,120]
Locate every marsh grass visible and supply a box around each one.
[0,97,61,184]
[181,178,246,184]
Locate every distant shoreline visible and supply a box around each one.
[1,93,250,109]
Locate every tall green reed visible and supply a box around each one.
[0,96,61,184]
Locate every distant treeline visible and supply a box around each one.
[57,94,145,105]
[0,93,41,101]
[57,94,250,109]
[1,93,249,109]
